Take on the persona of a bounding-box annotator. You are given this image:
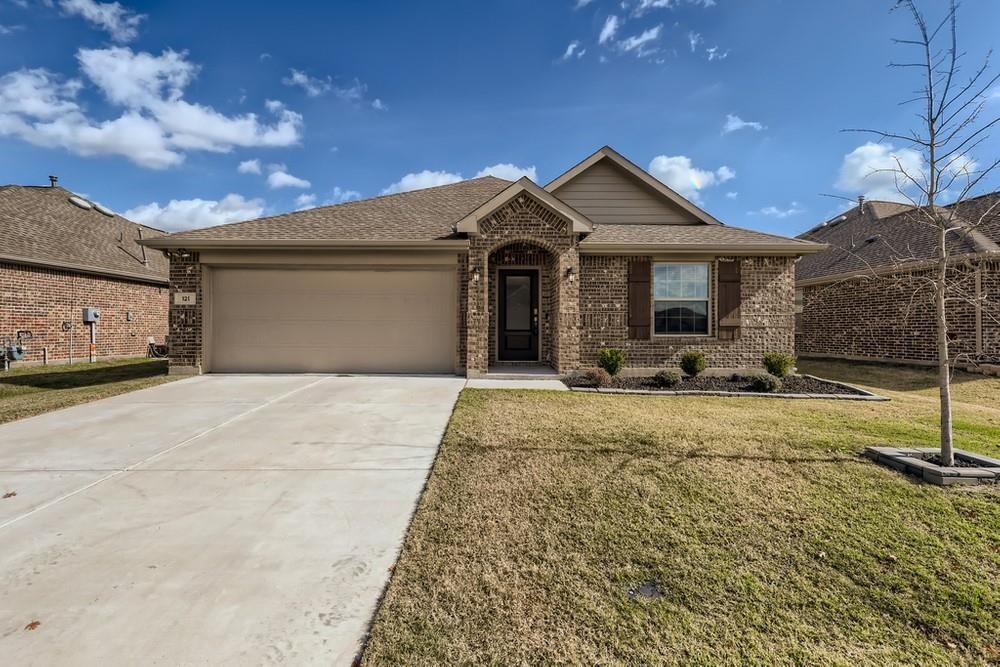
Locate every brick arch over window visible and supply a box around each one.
[461,192,581,375]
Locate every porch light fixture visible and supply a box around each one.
[566,265,576,282]
[471,267,480,282]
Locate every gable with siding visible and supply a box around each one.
[551,159,701,226]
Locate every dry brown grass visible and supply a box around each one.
[363,360,1000,666]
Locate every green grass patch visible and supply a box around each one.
[0,358,175,424]
[363,360,1000,666]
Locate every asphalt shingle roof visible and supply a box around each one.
[582,223,820,248]
[0,185,168,282]
[796,194,1000,282]
[162,176,512,242]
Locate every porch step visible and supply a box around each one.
[482,372,566,381]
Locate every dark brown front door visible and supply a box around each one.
[498,269,539,361]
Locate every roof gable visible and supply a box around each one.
[545,146,724,226]
[455,177,594,236]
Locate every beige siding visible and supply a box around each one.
[552,160,700,225]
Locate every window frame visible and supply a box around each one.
[651,261,712,337]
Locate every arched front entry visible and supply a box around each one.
[488,241,555,367]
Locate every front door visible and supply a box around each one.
[498,269,539,361]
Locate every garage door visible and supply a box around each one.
[208,268,456,373]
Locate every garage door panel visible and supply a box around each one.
[209,268,456,373]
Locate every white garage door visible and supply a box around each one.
[209,268,456,373]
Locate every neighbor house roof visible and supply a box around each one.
[796,194,1000,284]
[0,185,168,284]
[143,177,512,248]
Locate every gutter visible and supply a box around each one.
[796,250,1000,287]
[138,238,471,251]
[0,253,169,286]
[579,242,826,256]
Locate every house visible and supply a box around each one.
[795,193,1000,368]
[0,180,169,363]
[141,147,822,376]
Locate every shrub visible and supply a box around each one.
[585,367,613,388]
[680,351,706,377]
[748,372,782,393]
[655,369,681,388]
[597,348,627,376]
[762,351,795,378]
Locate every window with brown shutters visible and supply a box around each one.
[628,259,650,339]
[717,259,741,340]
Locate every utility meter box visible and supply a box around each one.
[82,307,101,323]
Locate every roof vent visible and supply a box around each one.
[49,175,58,188]
[68,196,93,211]
[865,234,881,244]
[93,202,114,217]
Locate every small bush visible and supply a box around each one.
[597,348,627,376]
[585,367,613,388]
[748,372,782,393]
[655,369,681,388]
[762,351,795,378]
[680,351,706,377]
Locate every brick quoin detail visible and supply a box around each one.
[580,255,796,369]
[0,261,167,363]
[797,260,1000,365]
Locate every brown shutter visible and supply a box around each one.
[717,260,741,340]
[628,259,651,339]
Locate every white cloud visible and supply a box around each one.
[575,0,596,8]
[382,170,463,195]
[237,158,261,174]
[752,202,805,218]
[59,0,145,43]
[266,164,311,189]
[619,24,662,54]
[328,186,361,203]
[0,24,25,35]
[706,46,729,61]
[835,142,925,201]
[282,69,331,97]
[599,15,620,45]
[648,154,734,203]
[476,163,537,181]
[634,0,715,13]
[294,193,317,210]
[371,98,387,111]
[0,48,302,169]
[722,113,765,134]
[124,193,264,232]
[562,41,585,61]
[687,31,702,52]
[725,191,738,199]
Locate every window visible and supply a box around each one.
[794,288,804,314]
[654,263,709,335]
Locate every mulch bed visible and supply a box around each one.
[564,374,867,396]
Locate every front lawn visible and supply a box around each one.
[0,358,175,424]
[363,360,1000,665]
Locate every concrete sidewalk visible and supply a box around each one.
[0,374,464,666]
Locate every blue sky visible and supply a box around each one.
[1,0,998,235]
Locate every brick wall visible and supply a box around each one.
[167,252,203,372]
[797,259,1000,365]
[462,193,579,374]
[0,261,167,363]
[579,255,796,369]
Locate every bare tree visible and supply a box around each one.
[843,0,1000,465]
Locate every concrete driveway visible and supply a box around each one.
[0,374,465,666]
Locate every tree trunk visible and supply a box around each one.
[936,231,955,466]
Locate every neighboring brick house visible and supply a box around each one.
[795,193,1000,368]
[0,181,169,363]
[142,146,821,376]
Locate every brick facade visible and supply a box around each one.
[461,193,580,374]
[166,251,203,373]
[0,261,167,363]
[579,255,797,369]
[797,259,1000,366]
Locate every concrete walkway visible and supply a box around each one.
[0,374,465,666]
